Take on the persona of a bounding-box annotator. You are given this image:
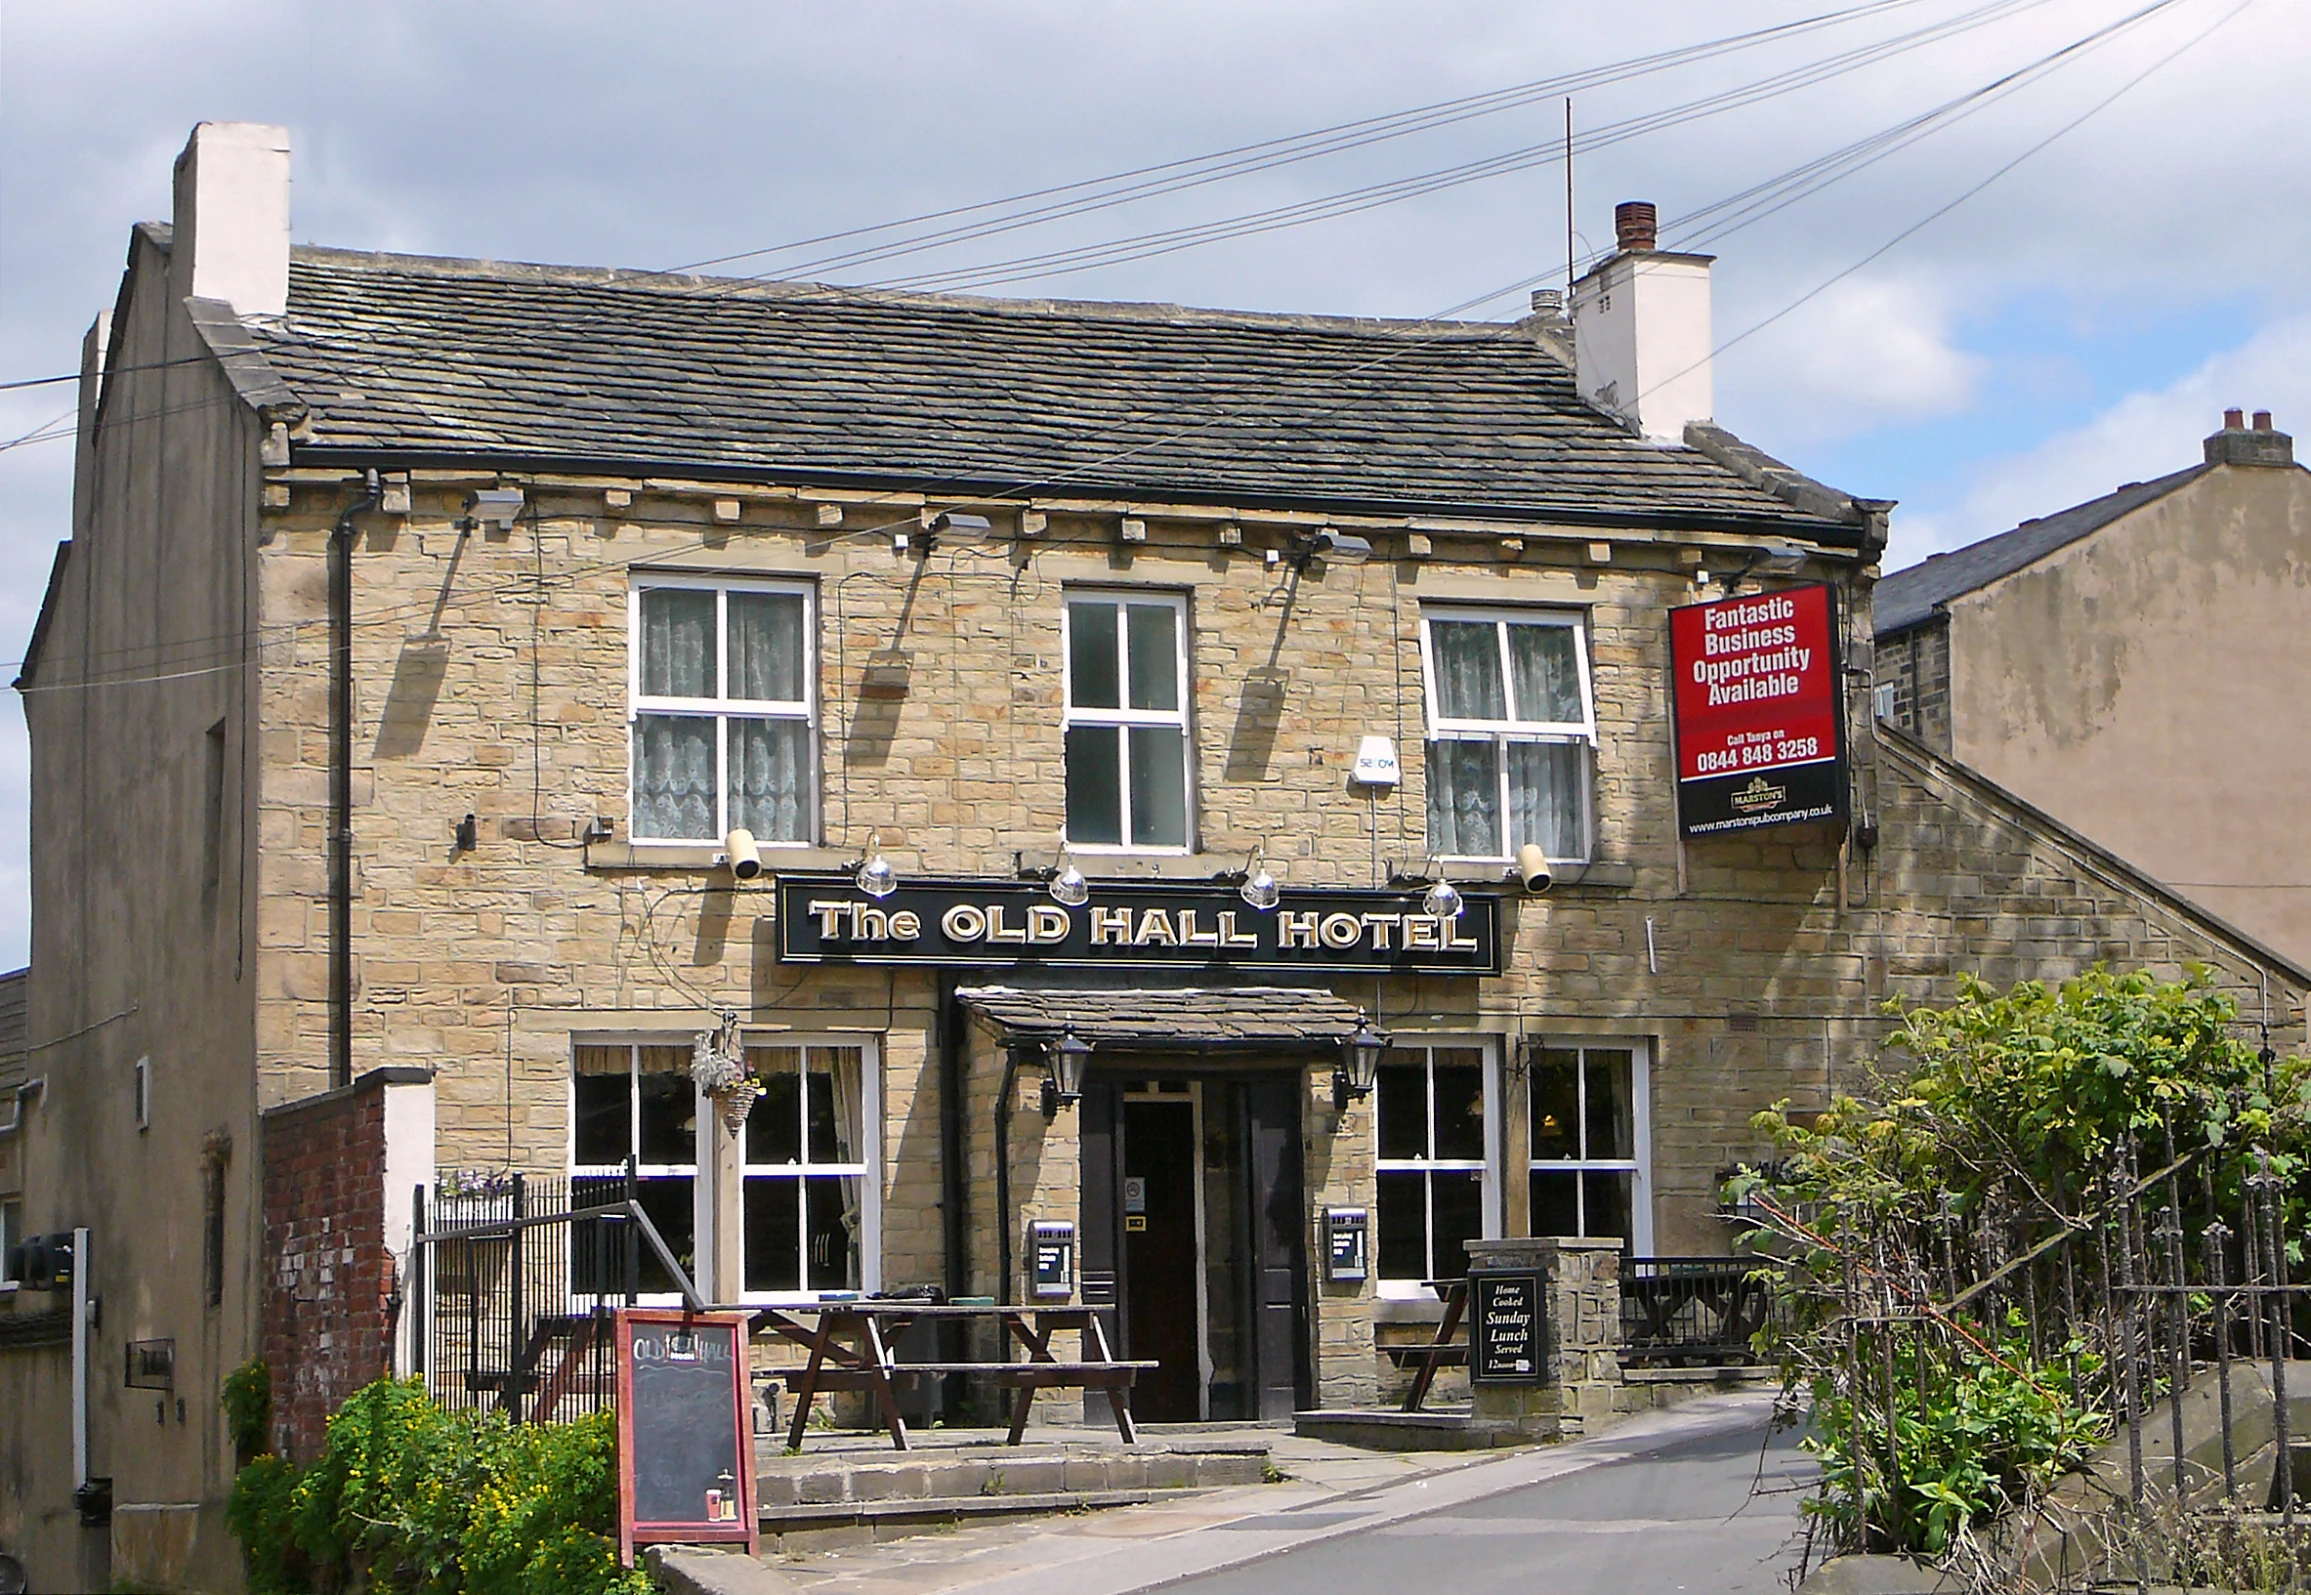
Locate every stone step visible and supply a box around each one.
[756,1438,1271,1508]
[757,1487,1165,1551]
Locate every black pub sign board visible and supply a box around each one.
[775,875,1502,976]
[1469,1270,1547,1384]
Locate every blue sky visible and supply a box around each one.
[0,0,2305,966]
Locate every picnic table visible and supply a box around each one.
[1398,1278,1469,1413]
[750,1301,1158,1450]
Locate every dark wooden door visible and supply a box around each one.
[1122,1098,1201,1421]
[1245,1074,1309,1417]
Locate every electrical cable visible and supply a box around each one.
[2,0,2215,693]
[688,0,2042,292]
[848,0,2164,297]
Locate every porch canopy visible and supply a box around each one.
[955,984,1368,1048]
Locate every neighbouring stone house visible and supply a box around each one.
[1873,410,2311,965]
[2,123,2306,1593]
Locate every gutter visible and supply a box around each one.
[285,444,1870,546]
[329,471,383,1090]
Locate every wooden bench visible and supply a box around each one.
[751,1302,1159,1449]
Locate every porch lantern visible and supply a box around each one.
[1042,1028,1093,1118]
[1335,1016,1387,1109]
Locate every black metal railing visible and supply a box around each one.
[409,1169,698,1422]
[1620,1256,1784,1364]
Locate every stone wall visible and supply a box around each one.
[1872,619,1951,752]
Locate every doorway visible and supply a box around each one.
[1082,1069,1308,1421]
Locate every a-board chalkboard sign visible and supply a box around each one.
[1468,1270,1545,1384]
[615,1309,758,1564]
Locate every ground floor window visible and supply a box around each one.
[1528,1040,1650,1251]
[571,1042,698,1299]
[740,1043,872,1297]
[1374,1041,1492,1293]
[569,1036,878,1304]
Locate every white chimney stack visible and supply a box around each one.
[171,122,291,320]
[1572,200,1714,444]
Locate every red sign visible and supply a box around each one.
[1668,583,1844,836]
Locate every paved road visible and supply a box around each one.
[885,1395,1822,1595]
[1167,1407,1816,1595]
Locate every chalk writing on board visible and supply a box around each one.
[616,1310,757,1562]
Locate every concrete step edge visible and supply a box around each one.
[760,1486,1163,1527]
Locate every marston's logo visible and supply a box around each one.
[1730,775,1788,814]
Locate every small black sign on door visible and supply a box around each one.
[1469,1270,1546,1384]
[1322,1208,1368,1283]
[1029,1220,1075,1299]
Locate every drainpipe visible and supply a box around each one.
[937,976,967,1299]
[994,1041,1019,1308]
[70,1225,92,1500]
[0,1076,44,1135]
[328,471,382,1090]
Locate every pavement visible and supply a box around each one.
[759,1391,1816,1595]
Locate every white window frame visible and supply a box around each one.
[1525,1037,1652,1254]
[627,575,820,845]
[737,1036,883,1305]
[1419,606,1596,863]
[1060,589,1195,854]
[568,1037,709,1308]
[1373,1037,1503,1298]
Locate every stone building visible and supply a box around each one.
[1873,411,2311,963]
[3,124,2306,1592]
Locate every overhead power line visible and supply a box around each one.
[661,0,1960,282]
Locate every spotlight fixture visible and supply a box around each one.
[1718,539,1810,587]
[1334,1015,1388,1108]
[1291,527,1373,568]
[855,831,898,898]
[463,486,525,530]
[900,509,995,559]
[1041,1028,1093,1118]
[1049,850,1090,907]
[1239,846,1281,911]
[1419,859,1464,921]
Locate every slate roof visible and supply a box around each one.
[236,239,1863,537]
[1873,465,2206,636]
[957,985,1366,1045]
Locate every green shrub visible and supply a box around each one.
[226,1379,654,1595]
[223,1358,272,1467]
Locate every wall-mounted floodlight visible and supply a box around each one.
[1292,527,1373,568]
[464,487,526,530]
[1049,849,1090,907]
[1719,539,1810,587]
[855,831,898,898]
[1239,846,1281,911]
[1418,858,1464,921]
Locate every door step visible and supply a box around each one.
[759,1487,1166,1549]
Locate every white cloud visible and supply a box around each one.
[1722,274,1985,444]
[1883,312,2311,570]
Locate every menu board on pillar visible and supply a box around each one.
[1669,582,1845,838]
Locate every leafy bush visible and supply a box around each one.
[1739,968,2311,1561]
[227,1379,654,1595]
[1803,1322,2109,1555]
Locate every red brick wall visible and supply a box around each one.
[260,1077,395,1460]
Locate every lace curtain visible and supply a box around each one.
[633,589,809,841]
[1426,739,1583,859]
